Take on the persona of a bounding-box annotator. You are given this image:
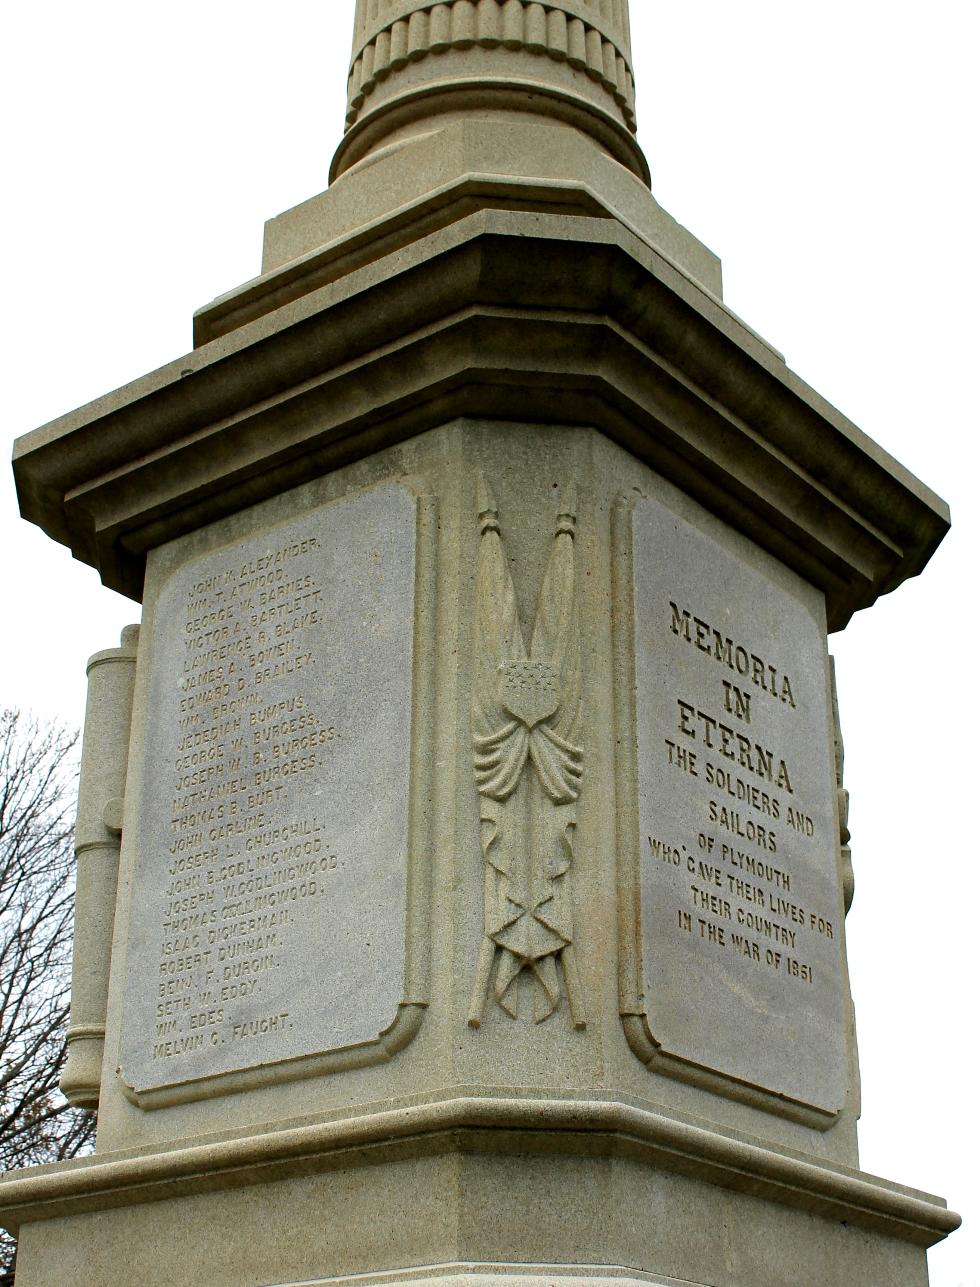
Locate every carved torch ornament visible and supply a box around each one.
[469,477,586,1029]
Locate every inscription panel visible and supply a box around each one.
[629,496,848,1118]
[120,484,418,1101]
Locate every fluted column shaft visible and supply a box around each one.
[334,0,647,184]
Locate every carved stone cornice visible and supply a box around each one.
[12,211,949,628]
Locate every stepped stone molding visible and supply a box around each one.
[0,1096,959,1245]
[13,216,949,624]
[346,0,637,132]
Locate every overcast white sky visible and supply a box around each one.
[1,3,977,1283]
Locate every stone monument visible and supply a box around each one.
[0,2,960,1284]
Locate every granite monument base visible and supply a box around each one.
[1,412,958,1283]
[4,1095,953,1287]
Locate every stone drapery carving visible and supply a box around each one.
[469,477,586,1029]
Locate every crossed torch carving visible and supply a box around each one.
[469,477,586,1029]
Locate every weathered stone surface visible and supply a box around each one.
[621,495,849,1122]
[1,0,960,1280]
[337,0,646,183]
[118,483,418,1104]
[1,1099,959,1287]
[257,116,721,293]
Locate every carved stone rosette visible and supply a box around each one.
[469,478,586,1028]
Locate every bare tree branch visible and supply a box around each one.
[0,710,95,1284]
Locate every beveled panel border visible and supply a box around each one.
[119,484,436,1109]
[611,493,840,1131]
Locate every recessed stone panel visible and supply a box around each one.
[624,495,848,1120]
[119,483,419,1104]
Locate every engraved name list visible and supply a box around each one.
[120,485,418,1104]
